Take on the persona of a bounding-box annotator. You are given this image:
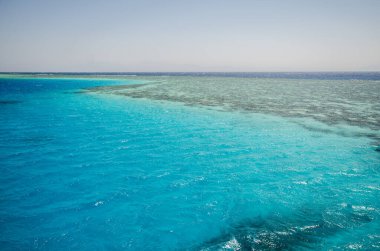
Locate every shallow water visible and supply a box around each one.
[0,75,379,250]
[87,76,380,138]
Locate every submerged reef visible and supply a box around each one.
[85,76,380,144]
[197,204,377,250]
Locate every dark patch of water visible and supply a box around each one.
[0,100,22,105]
[197,205,376,250]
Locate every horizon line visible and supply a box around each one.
[1,71,380,74]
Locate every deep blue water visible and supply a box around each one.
[0,76,379,250]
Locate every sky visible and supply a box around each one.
[0,0,379,72]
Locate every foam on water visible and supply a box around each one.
[0,75,379,250]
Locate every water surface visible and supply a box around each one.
[0,74,379,250]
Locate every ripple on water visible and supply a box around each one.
[1,76,379,250]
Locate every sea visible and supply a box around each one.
[0,72,379,250]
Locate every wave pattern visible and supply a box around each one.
[0,76,379,250]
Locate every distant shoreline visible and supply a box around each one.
[1,71,380,80]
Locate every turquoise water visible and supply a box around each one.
[0,76,379,250]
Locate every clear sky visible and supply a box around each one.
[0,0,379,72]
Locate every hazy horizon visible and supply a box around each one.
[1,71,380,74]
[1,0,380,72]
